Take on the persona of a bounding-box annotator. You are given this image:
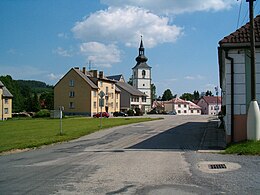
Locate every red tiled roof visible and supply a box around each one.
[165,97,189,104]
[202,96,222,105]
[219,15,260,45]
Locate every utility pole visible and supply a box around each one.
[246,0,260,141]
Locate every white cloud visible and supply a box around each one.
[47,73,63,81]
[72,6,183,48]
[57,33,69,39]
[184,75,204,80]
[80,42,121,68]
[52,47,73,57]
[101,0,238,15]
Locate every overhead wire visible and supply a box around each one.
[237,0,243,28]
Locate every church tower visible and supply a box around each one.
[132,36,152,112]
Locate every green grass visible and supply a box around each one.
[223,140,260,155]
[0,117,159,153]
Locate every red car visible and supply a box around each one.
[93,112,110,118]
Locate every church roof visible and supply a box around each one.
[133,37,151,70]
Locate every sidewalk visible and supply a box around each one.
[199,119,226,151]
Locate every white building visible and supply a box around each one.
[218,14,260,143]
[132,37,152,113]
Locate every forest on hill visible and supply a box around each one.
[0,75,53,112]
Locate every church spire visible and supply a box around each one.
[136,36,148,63]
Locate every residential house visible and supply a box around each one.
[218,14,260,142]
[107,74,148,112]
[197,96,222,115]
[153,98,201,115]
[54,67,120,116]
[0,81,13,120]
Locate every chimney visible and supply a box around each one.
[90,70,98,78]
[99,71,103,79]
[82,67,86,74]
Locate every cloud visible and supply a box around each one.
[101,0,238,15]
[57,33,69,39]
[184,75,204,80]
[52,47,73,57]
[47,73,63,81]
[80,42,121,68]
[72,6,183,48]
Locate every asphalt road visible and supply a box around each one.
[0,115,259,194]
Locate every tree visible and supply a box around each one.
[40,92,54,110]
[162,89,173,101]
[193,90,200,100]
[31,93,41,112]
[205,90,213,96]
[127,76,133,86]
[180,93,194,101]
[151,83,157,103]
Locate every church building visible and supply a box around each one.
[132,37,152,112]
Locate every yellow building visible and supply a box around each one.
[54,67,120,116]
[0,81,13,120]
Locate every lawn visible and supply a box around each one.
[223,140,260,155]
[0,117,159,153]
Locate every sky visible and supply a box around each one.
[1,0,260,97]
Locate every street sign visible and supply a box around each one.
[99,98,104,107]
[99,91,105,98]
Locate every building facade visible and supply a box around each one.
[153,98,201,115]
[197,96,222,115]
[108,74,148,112]
[54,67,120,116]
[218,14,260,142]
[132,37,152,112]
[0,81,13,120]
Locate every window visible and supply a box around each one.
[197,110,200,113]
[111,102,113,108]
[116,102,118,108]
[100,81,103,87]
[143,84,145,86]
[178,110,181,113]
[69,80,74,87]
[131,97,134,102]
[178,104,181,108]
[142,97,146,102]
[184,104,187,108]
[69,102,75,109]
[142,70,146,78]
[211,106,214,110]
[4,108,8,114]
[111,83,114,89]
[111,93,114,99]
[4,99,8,104]
[93,91,97,97]
[69,91,75,97]
[191,110,194,113]
[94,101,97,109]
[184,110,187,113]
[106,86,108,94]
[116,93,119,99]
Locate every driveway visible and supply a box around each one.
[0,115,259,194]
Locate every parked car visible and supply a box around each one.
[113,111,128,117]
[168,110,177,115]
[93,112,110,118]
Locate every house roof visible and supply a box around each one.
[201,96,222,105]
[165,97,189,104]
[115,81,146,97]
[107,75,125,82]
[186,101,201,110]
[0,81,4,87]
[2,87,13,98]
[219,14,260,46]
[73,68,99,89]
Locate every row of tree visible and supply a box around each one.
[0,75,54,112]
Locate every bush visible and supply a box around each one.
[34,109,50,118]
[147,109,158,114]
[127,109,135,116]
[134,108,143,116]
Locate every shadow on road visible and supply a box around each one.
[128,121,222,151]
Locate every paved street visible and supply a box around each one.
[0,115,259,194]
